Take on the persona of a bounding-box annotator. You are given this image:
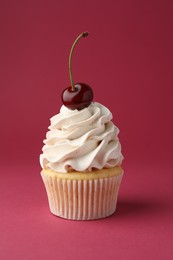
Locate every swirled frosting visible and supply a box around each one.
[40,102,123,173]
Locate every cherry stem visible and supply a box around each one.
[69,32,89,91]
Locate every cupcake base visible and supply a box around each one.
[41,166,123,220]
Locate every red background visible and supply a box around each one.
[0,0,173,259]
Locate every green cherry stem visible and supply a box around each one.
[69,31,89,91]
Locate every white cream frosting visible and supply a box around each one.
[40,102,123,172]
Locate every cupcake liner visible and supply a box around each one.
[41,171,123,220]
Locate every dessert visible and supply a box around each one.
[40,32,124,220]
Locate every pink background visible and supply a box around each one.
[0,0,173,259]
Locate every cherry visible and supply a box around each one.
[61,32,94,110]
[62,83,93,110]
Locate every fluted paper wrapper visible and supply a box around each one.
[41,170,123,220]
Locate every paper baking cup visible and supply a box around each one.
[41,168,123,220]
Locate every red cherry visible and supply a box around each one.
[62,83,93,110]
[62,31,93,110]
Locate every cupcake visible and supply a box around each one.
[40,32,124,220]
